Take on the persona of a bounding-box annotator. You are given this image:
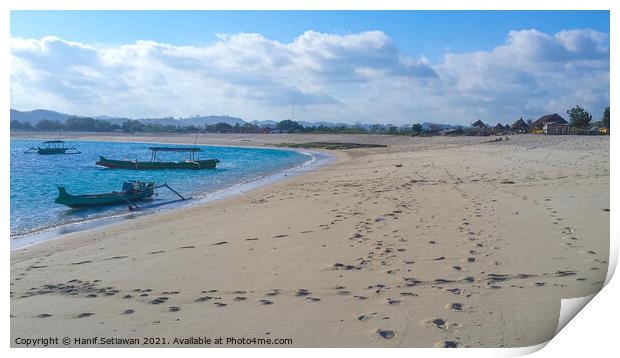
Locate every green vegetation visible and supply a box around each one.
[274,142,388,150]
[276,119,305,133]
[10,105,610,136]
[11,116,120,132]
[411,123,423,136]
[602,106,610,129]
[567,105,592,129]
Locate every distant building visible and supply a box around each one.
[471,119,488,128]
[510,117,530,132]
[493,123,505,133]
[543,122,570,135]
[531,113,568,131]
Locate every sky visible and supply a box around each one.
[10,10,610,125]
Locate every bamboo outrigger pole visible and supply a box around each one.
[154,183,187,201]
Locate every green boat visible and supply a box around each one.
[96,147,219,170]
[55,181,155,208]
[24,140,81,155]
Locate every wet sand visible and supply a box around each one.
[10,132,610,347]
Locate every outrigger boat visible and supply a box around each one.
[55,181,155,208]
[55,181,186,209]
[24,140,81,155]
[96,147,219,170]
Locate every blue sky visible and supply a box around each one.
[10,11,610,125]
[11,11,610,62]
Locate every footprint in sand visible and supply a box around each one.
[105,256,128,261]
[70,261,92,265]
[258,299,273,305]
[358,313,376,321]
[436,341,459,348]
[122,309,135,315]
[76,312,94,318]
[296,289,312,297]
[446,288,462,295]
[377,329,395,340]
[422,318,460,332]
[37,313,52,318]
[150,297,169,304]
[446,303,463,311]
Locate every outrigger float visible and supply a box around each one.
[55,181,186,209]
[96,147,219,170]
[24,140,81,155]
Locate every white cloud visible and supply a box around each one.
[10,29,609,125]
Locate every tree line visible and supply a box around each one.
[567,105,610,130]
[9,116,420,135]
[10,105,610,135]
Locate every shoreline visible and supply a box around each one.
[10,138,335,250]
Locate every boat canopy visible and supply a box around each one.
[148,147,202,152]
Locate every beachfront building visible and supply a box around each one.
[493,123,506,134]
[543,122,570,135]
[510,117,530,133]
[471,119,488,129]
[531,113,569,132]
[470,119,491,135]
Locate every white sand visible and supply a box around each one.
[10,133,609,347]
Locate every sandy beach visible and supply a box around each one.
[10,132,609,347]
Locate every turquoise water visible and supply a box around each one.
[10,139,311,237]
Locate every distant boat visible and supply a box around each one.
[96,147,220,170]
[55,181,155,208]
[24,140,81,155]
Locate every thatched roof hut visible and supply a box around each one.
[511,118,530,130]
[494,123,505,131]
[471,119,488,128]
[531,113,568,130]
[504,124,512,130]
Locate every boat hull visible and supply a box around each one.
[55,185,154,208]
[96,156,219,170]
[38,148,69,155]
